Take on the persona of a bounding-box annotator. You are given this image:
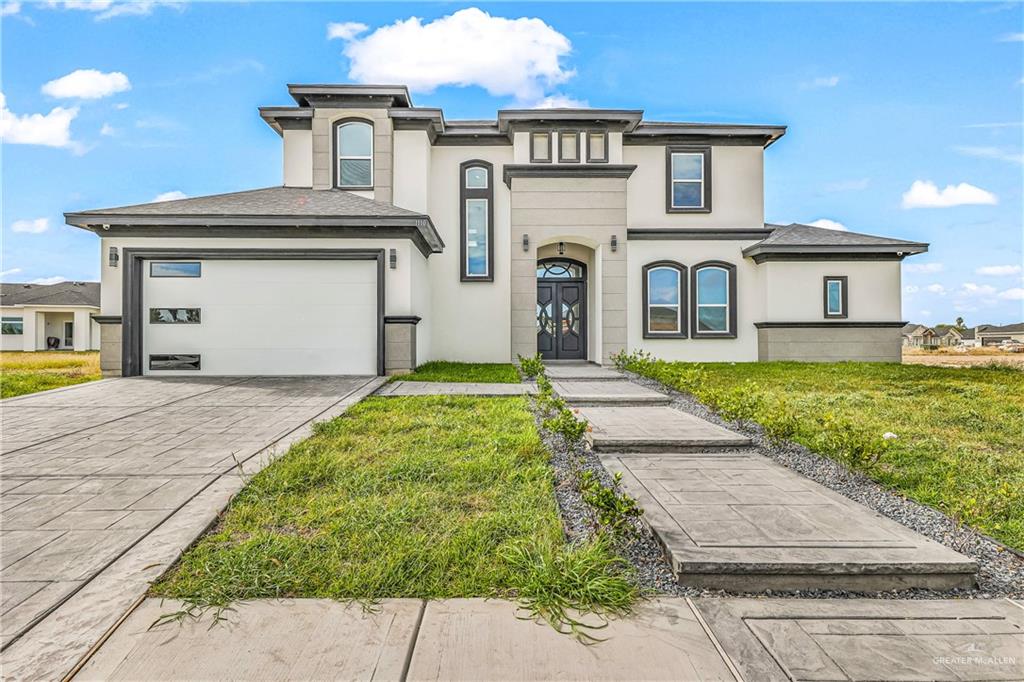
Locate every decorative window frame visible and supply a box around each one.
[459,159,495,282]
[690,260,737,339]
[585,131,609,163]
[665,145,712,214]
[332,118,374,190]
[558,130,581,164]
[823,275,849,319]
[530,131,552,163]
[642,260,688,339]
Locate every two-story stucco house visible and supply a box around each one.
[66,84,928,377]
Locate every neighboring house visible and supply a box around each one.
[0,282,101,352]
[959,327,979,348]
[930,325,964,347]
[65,84,928,377]
[901,323,933,347]
[976,323,1024,346]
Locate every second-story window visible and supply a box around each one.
[530,132,551,163]
[460,160,494,282]
[666,146,712,213]
[335,120,373,189]
[559,131,580,163]
[586,132,608,163]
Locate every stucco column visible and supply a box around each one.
[34,311,46,351]
[72,310,90,351]
[600,241,627,365]
[509,233,537,362]
[21,309,37,351]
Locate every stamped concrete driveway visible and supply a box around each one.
[0,375,382,681]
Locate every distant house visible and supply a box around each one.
[976,323,1024,347]
[901,323,933,347]
[0,282,101,352]
[930,325,964,347]
[959,326,979,347]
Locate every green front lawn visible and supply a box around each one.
[397,361,520,383]
[619,356,1024,550]
[153,396,635,622]
[0,351,102,399]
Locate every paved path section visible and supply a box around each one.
[552,380,670,406]
[694,598,1024,682]
[578,405,752,452]
[544,362,626,381]
[0,375,382,681]
[601,453,977,590]
[378,381,535,396]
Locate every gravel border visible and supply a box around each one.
[617,369,1024,600]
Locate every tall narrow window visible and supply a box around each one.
[691,261,737,338]
[530,132,551,163]
[559,131,580,163]
[824,276,848,319]
[666,146,711,213]
[586,131,608,163]
[460,160,494,281]
[334,119,373,189]
[642,261,687,338]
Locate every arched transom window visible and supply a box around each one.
[537,259,585,279]
[335,120,373,189]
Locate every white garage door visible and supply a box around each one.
[142,259,378,375]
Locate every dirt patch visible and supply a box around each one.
[902,349,1024,368]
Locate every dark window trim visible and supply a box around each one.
[642,260,688,339]
[1,316,24,335]
[332,117,374,190]
[558,130,581,164]
[529,131,552,163]
[148,354,201,371]
[537,257,586,281]
[690,260,737,339]
[585,130,609,163]
[149,308,202,324]
[149,261,201,278]
[666,145,712,214]
[823,275,849,319]
[459,159,494,283]
[122,248,386,377]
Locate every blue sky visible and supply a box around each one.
[2,1,1022,325]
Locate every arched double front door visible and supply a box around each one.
[536,258,586,360]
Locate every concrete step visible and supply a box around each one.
[552,380,671,407]
[544,364,628,382]
[599,452,978,592]
[577,405,752,452]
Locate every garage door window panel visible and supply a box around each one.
[149,354,201,371]
[149,308,201,324]
[150,262,201,278]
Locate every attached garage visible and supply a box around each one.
[122,249,385,377]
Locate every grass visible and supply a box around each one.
[618,355,1024,551]
[0,351,102,399]
[152,395,636,625]
[397,360,520,383]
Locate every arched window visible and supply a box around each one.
[642,261,687,338]
[334,119,373,189]
[691,261,737,338]
[537,259,585,279]
[460,159,493,281]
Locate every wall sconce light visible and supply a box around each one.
[521,234,530,252]
[389,248,397,269]
[557,241,565,256]
[108,246,119,267]
[610,235,618,253]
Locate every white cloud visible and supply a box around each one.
[904,285,919,294]
[152,190,187,202]
[0,91,80,149]
[29,276,67,285]
[904,262,944,274]
[997,287,1024,300]
[961,282,997,296]
[976,264,1022,276]
[327,21,368,41]
[964,121,1022,129]
[1,2,21,16]
[11,217,49,234]
[338,8,575,103]
[823,178,870,192]
[46,1,183,20]
[919,309,932,318]
[801,75,840,89]
[900,180,997,208]
[532,93,589,109]
[998,32,1024,41]
[0,267,23,278]
[42,69,130,99]
[925,283,947,295]
[114,102,129,110]
[807,218,848,231]
[100,122,116,136]
[954,145,1024,165]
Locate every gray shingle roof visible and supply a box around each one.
[69,186,423,218]
[978,322,1024,334]
[1,281,99,307]
[744,223,928,260]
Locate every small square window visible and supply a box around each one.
[559,132,579,163]
[150,262,201,278]
[531,132,551,162]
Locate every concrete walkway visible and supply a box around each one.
[378,381,535,396]
[73,597,1024,681]
[0,375,383,681]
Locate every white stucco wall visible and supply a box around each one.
[760,261,903,322]
[512,131,624,165]
[0,306,100,351]
[624,145,764,229]
[282,129,313,187]
[627,240,761,362]
[392,130,431,214]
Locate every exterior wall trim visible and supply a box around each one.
[690,260,738,339]
[748,252,912,263]
[628,228,772,241]
[529,132,552,163]
[502,164,637,188]
[642,260,688,339]
[585,131,609,163]
[121,248,386,377]
[755,321,908,329]
[92,315,123,324]
[384,315,422,324]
